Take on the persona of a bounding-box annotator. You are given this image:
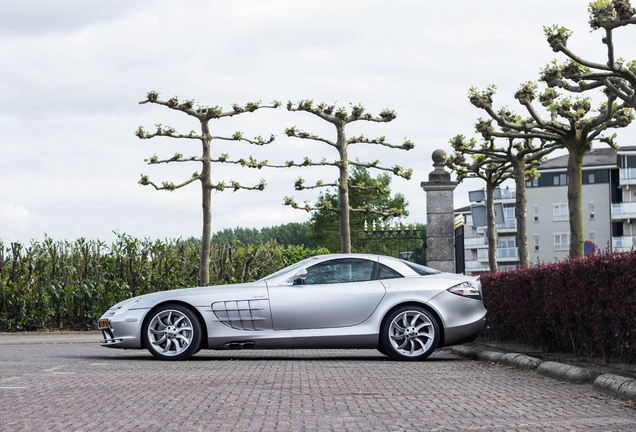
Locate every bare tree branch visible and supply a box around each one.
[541,1,636,108]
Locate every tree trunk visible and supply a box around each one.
[512,158,530,267]
[336,125,351,253]
[486,182,499,272]
[567,145,586,259]
[200,182,212,285]
[199,120,212,285]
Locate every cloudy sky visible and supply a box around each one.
[2,0,635,244]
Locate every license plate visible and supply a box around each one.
[97,319,109,330]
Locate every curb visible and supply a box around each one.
[450,345,636,402]
[594,374,636,401]
[0,331,101,345]
[537,361,594,384]
[502,353,542,371]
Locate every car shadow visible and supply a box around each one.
[76,349,468,363]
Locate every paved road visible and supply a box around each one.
[0,334,634,431]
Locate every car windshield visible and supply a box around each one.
[401,260,441,275]
[258,256,321,282]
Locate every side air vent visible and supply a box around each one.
[212,299,271,331]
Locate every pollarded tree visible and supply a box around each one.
[469,83,633,258]
[542,0,636,109]
[446,138,514,272]
[136,91,280,285]
[280,100,414,253]
[449,132,559,268]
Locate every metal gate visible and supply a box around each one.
[454,215,465,274]
[356,221,426,264]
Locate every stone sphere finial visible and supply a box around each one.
[432,149,447,167]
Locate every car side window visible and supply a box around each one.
[303,258,375,285]
[377,264,403,280]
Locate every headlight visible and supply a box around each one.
[447,282,482,300]
[113,298,141,316]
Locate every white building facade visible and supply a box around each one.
[457,186,519,273]
[457,146,636,273]
[614,146,636,250]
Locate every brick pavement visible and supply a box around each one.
[0,339,635,431]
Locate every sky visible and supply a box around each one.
[1,0,635,244]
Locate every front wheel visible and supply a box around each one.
[381,306,440,361]
[143,304,202,360]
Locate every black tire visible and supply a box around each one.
[377,344,389,356]
[381,306,440,361]
[142,303,202,361]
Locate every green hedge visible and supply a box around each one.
[481,250,636,363]
[0,234,328,331]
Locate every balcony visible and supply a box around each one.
[477,247,518,262]
[464,237,486,248]
[499,188,516,200]
[612,236,636,251]
[476,218,517,234]
[619,168,636,186]
[611,202,636,220]
[465,260,490,273]
[496,219,517,232]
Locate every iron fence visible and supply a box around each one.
[356,221,426,264]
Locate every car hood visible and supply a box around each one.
[129,281,268,310]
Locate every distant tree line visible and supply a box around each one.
[209,222,314,247]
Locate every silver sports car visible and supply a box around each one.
[98,254,486,361]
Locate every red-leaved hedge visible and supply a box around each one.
[480,250,636,363]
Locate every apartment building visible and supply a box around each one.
[456,186,519,273]
[613,146,636,250]
[456,146,636,273]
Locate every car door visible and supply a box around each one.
[268,257,386,330]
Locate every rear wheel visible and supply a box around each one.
[377,344,388,356]
[381,306,439,361]
[143,304,202,360]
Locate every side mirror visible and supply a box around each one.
[287,269,307,285]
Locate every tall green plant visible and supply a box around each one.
[0,236,327,331]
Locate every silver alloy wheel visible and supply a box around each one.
[388,310,435,357]
[147,309,194,357]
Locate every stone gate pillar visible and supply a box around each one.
[420,149,457,273]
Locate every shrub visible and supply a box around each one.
[481,250,636,363]
[0,235,327,331]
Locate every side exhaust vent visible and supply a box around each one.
[224,341,256,350]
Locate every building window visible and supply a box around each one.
[553,204,568,221]
[464,214,473,225]
[589,231,596,243]
[589,202,595,220]
[534,234,540,251]
[554,173,568,185]
[503,206,515,220]
[533,205,539,222]
[498,236,516,248]
[554,233,569,251]
[589,173,595,183]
